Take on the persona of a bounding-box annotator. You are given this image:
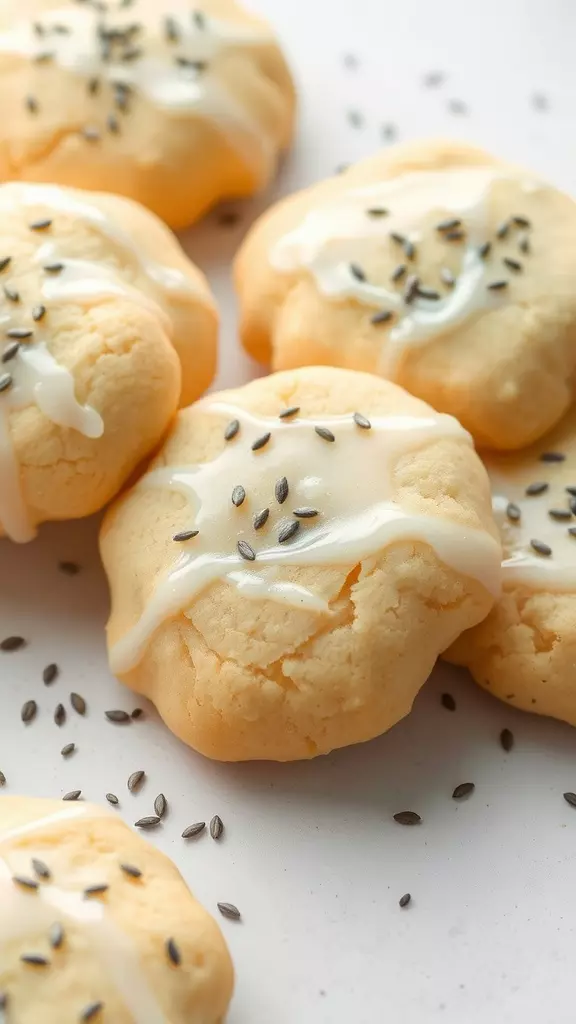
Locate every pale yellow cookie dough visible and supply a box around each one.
[0,0,295,229]
[0,795,233,1022]
[0,180,217,542]
[100,366,501,762]
[235,139,576,451]
[448,407,576,726]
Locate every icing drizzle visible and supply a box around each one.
[109,401,501,674]
[271,168,541,373]
[0,183,197,544]
[0,0,275,174]
[0,802,166,1021]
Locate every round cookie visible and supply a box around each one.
[235,138,576,451]
[448,406,576,726]
[100,365,502,762]
[0,795,233,1022]
[0,0,295,229]
[0,180,217,543]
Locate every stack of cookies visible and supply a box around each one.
[0,0,574,1017]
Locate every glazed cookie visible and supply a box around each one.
[0,0,295,229]
[0,795,233,1022]
[449,407,576,726]
[235,139,576,451]
[100,366,501,762]
[0,180,217,543]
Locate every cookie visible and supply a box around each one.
[100,365,501,761]
[0,0,295,229]
[0,180,217,543]
[0,795,233,1022]
[448,406,576,726]
[235,139,576,451]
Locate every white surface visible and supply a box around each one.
[2,1,576,1021]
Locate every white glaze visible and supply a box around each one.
[271,168,542,373]
[110,401,502,674]
[0,2,274,175]
[0,802,166,1021]
[489,446,576,589]
[0,180,198,543]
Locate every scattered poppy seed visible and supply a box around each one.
[399,893,411,908]
[315,426,335,443]
[506,502,521,522]
[84,884,109,898]
[0,372,13,393]
[500,728,514,752]
[478,241,492,259]
[166,937,181,966]
[217,902,241,920]
[293,507,319,518]
[43,262,64,274]
[63,790,81,801]
[540,451,565,463]
[487,280,508,291]
[80,1001,104,1021]
[519,233,531,254]
[371,310,393,325]
[251,432,271,452]
[154,794,167,819]
[253,508,270,530]
[278,520,301,544]
[61,742,75,757]
[391,264,407,282]
[107,113,120,134]
[279,406,300,419]
[548,508,572,521]
[231,485,246,507]
[349,262,366,281]
[496,220,510,239]
[182,822,206,838]
[21,700,37,723]
[2,635,26,651]
[54,703,66,726]
[530,539,552,556]
[120,863,142,879]
[26,95,39,113]
[224,419,240,441]
[131,708,143,719]
[563,792,576,808]
[6,327,33,339]
[452,782,475,799]
[569,527,576,538]
[31,858,50,879]
[416,286,441,300]
[237,539,256,562]
[127,770,145,793]
[20,954,49,966]
[436,217,462,232]
[512,215,531,228]
[393,811,421,825]
[403,274,420,304]
[43,663,59,685]
[275,477,289,504]
[1,342,20,367]
[134,815,160,829]
[210,814,224,840]
[441,692,456,711]
[105,709,131,723]
[49,922,64,949]
[366,206,388,217]
[32,304,46,322]
[106,793,119,805]
[173,529,199,542]
[353,411,371,429]
[3,287,19,302]
[70,692,87,715]
[0,771,5,785]
[503,256,522,273]
[0,258,11,273]
[403,239,416,260]
[29,218,52,231]
[13,875,39,890]
[525,481,548,496]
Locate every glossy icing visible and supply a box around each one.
[489,443,576,589]
[0,182,195,543]
[0,802,166,1021]
[271,168,542,373]
[110,401,501,674]
[0,1,274,174]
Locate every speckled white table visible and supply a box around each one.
[2,1,576,1021]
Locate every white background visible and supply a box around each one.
[3,1,576,1021]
